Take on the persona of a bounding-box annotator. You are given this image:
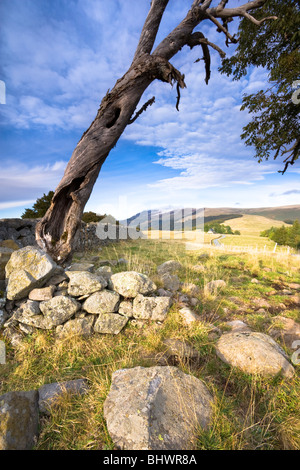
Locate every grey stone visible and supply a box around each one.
[28,285,55,301]
[82,289,120,314]
[95,266,113,282]
[56,315,95,339]
[160,273,180,292]
[38,379,89,415]
[39,295,81,327]
[0,390,39,450]
[216,331,295,378]
[5,246,58,300]
[65,271,107,297]
[162,338,201,364]
[179,307,201,326]
[103,366,213,450]
[66,262,94,272]
[110,271,156,298]
[157,260,183,276]
[118,300,134,317]
[225,320,251,332]
[94,313,129,335]
[132,294,171,321]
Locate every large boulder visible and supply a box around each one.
[110,271,156,298]
[0,390,39,450]
[65,271,107,297]
[5,246,58,300]
[215,331,295,378]
[103,366,213,450]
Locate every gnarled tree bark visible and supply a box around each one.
[36,0,276,263]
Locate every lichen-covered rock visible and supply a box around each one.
[38,379,89,415]
[216,331,295,378]
[39,295,81,327]
[5,246,58,300]
[179,307,201,326]
[82,289,120,314]
[28,285,55,301]
[103,366,213,450]
[132,294,171,321]
[118,300,134,317]
[0,390,39,450]
[65,271,107,297]
[56,315,95,339]
[110,271,156,298]
[94,312,129,335]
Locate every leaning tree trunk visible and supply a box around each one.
[35,0,273,263]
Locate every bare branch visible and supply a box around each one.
[216,0,229,12]
[241,11,278,26]
[205,12,238,45]
[128,96,155,124]
[208,0,270,19]
[132,0,169,63]
[187,32,211,84]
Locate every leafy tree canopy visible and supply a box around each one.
[220,0,300,173]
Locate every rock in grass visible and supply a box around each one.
[215,331,295,378]
[160,273,180,292]
[157,260,182,276]
[0,390,39,450]
[82,289,120,314]
[65,271,107,297]
[110,271,156,298]
[132,294,171,321]
[268,316,300,349]
[94,312,129,335]
[38,379,89,415]
[103,366,213,450]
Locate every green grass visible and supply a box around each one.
[1,238,300,450]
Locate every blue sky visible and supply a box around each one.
[0,0,299,220]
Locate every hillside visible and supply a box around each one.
[119,205,300,231]
[221,214,290,236]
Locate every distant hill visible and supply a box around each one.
[119,205,300,230]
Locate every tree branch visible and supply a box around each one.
[204,12,238,45]
[241,11,278,26]
[132,0,170,63]
[128,96,155,124]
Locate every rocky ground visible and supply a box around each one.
[0,239,299,450]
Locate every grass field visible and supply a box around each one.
[1,237,299,450]
[222,214,289,236]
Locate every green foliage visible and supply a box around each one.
[21,191,54,219]
[22,193,106,223]
[204,221,234,234]
[219,0,300,173]
[81,211,106,223]
[260,219,300,248]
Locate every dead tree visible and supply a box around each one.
[35,0,277,263]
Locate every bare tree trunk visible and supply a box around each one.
[35,0,273,263]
